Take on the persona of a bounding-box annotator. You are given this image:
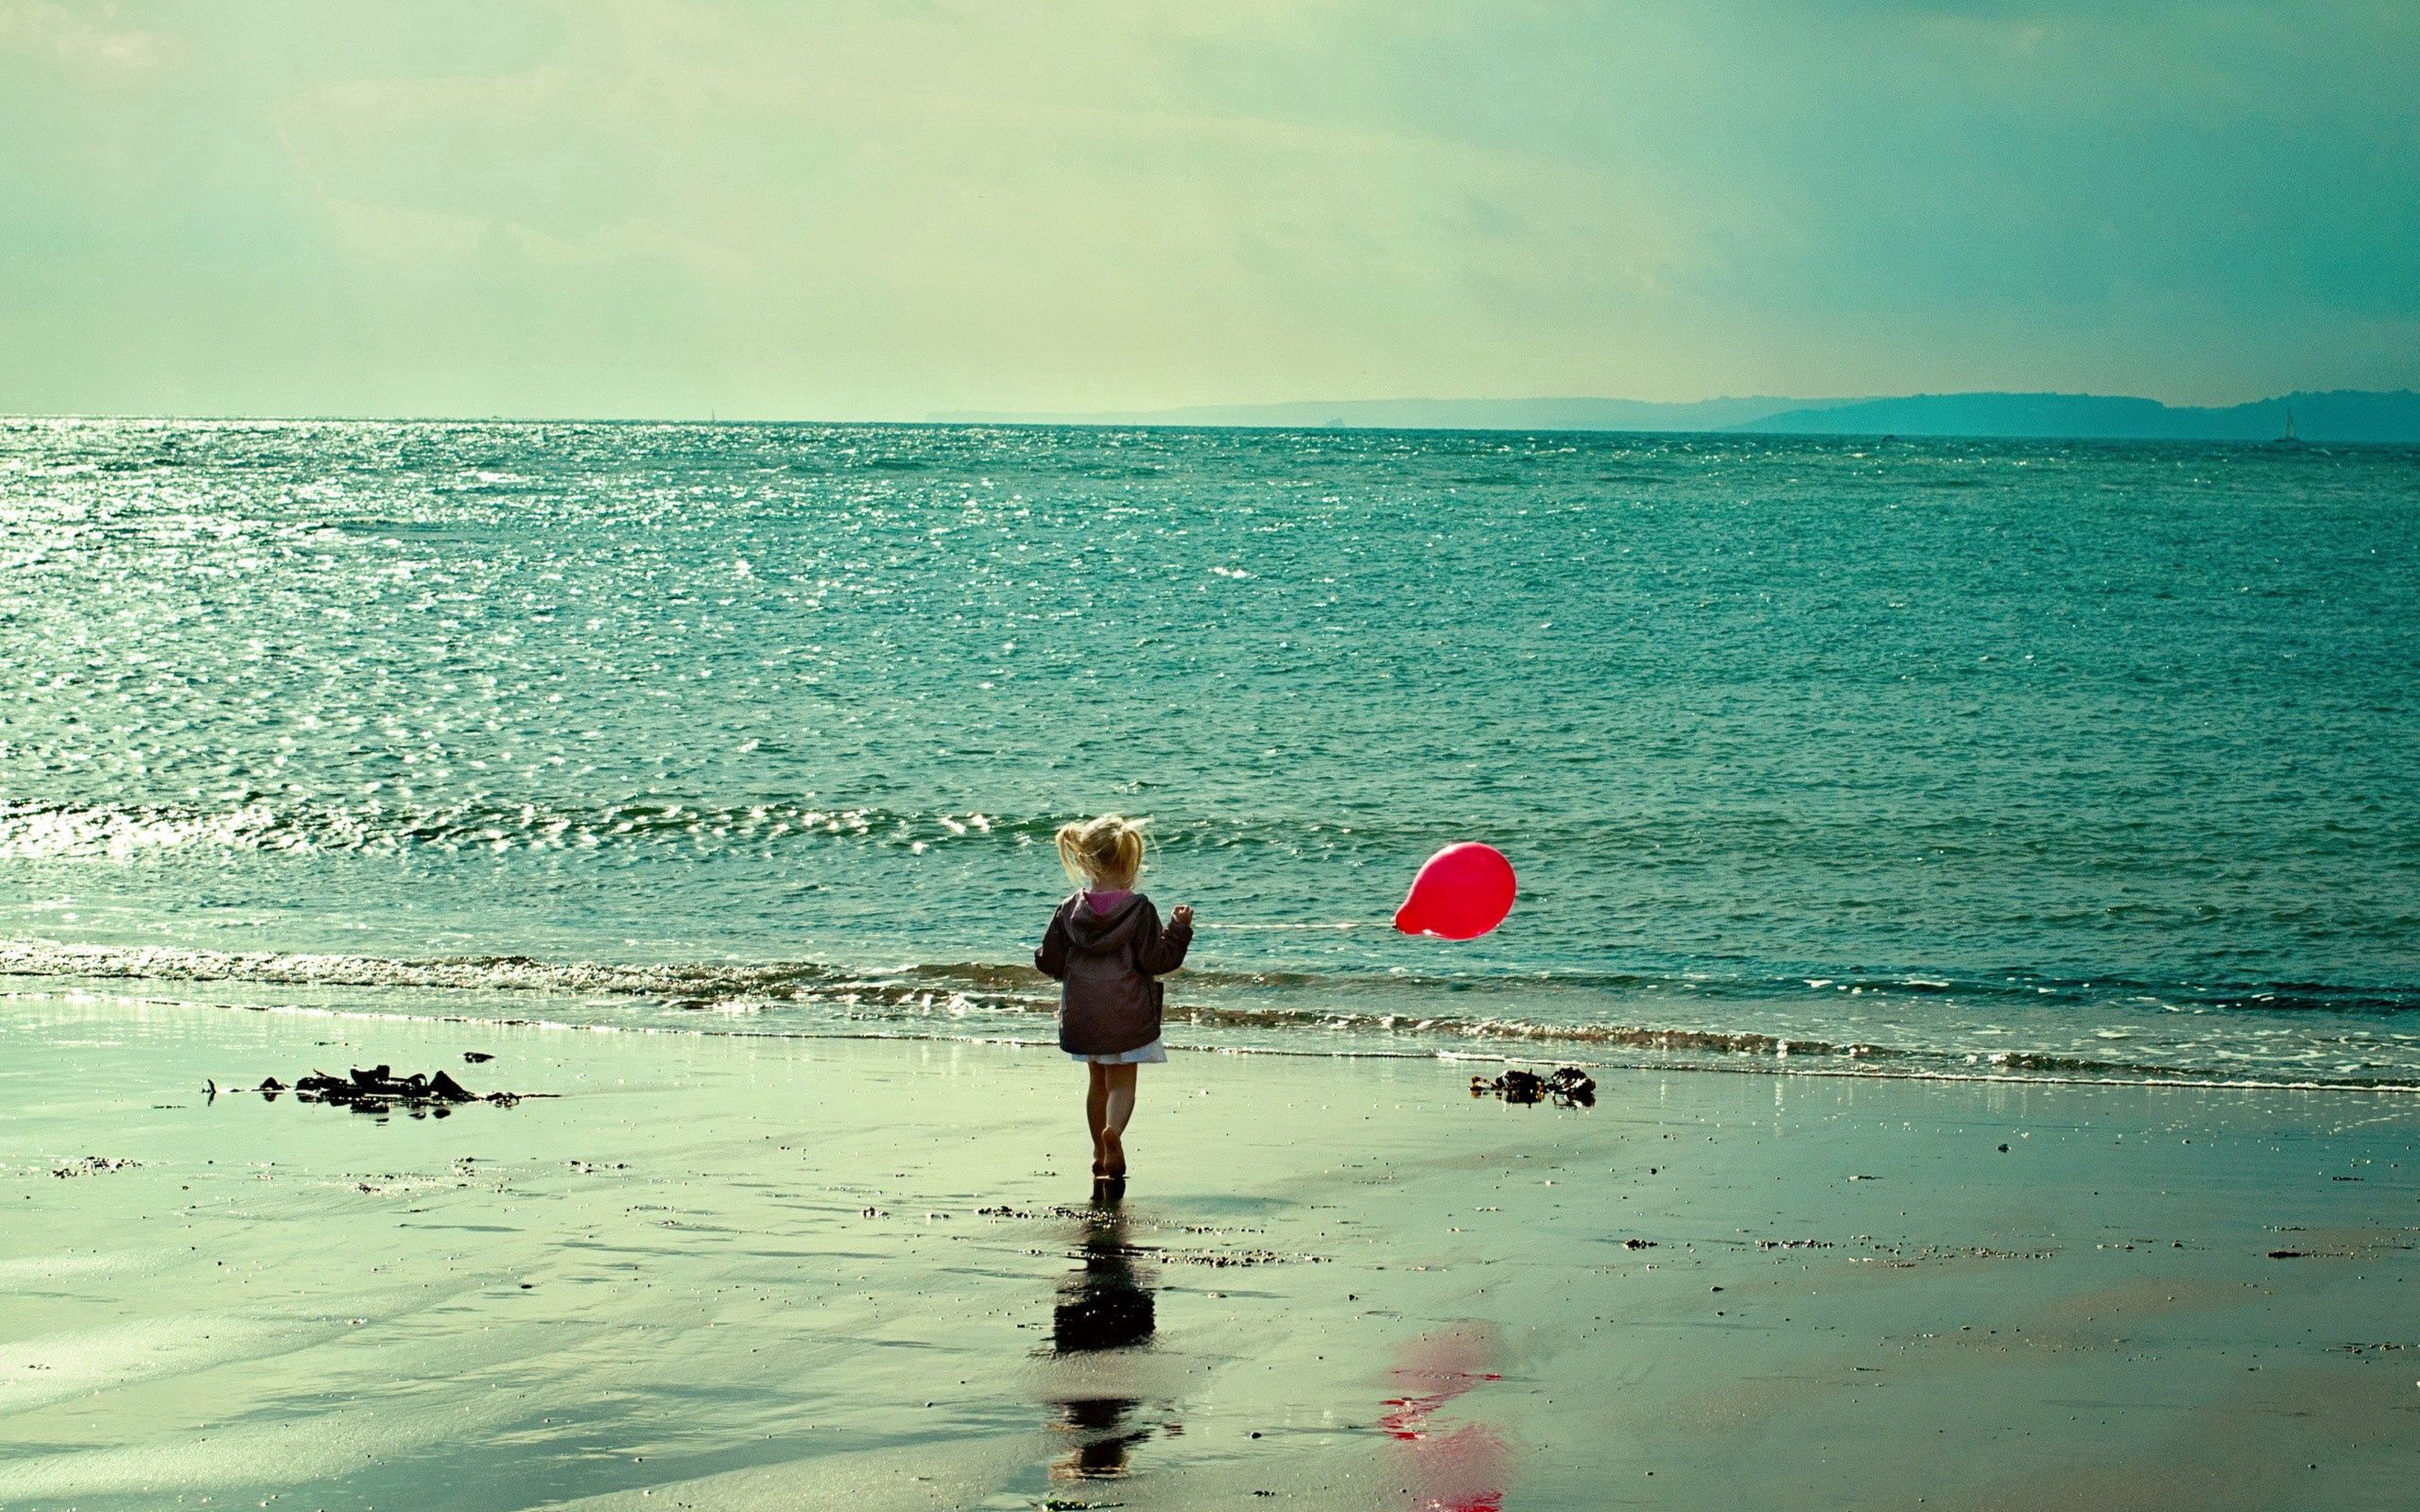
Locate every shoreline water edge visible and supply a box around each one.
[8,938,2420,1094]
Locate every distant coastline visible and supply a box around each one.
[932,388,2420,443]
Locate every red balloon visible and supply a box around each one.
[1393,843,1516,940]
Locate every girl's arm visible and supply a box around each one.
[1034,905,1071,980]
[1135,902,1193,976]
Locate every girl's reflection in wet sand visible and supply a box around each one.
[1047,1189,1159,1480]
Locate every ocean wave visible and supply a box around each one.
[14,799,2410,901]
[0,795,1614,866]
[0,939,865,1004]
[0,799,1051,861]
[888,958,2420,1017]
[9,938,2413,1017]
[6,939,2416,1091]
[0,796,1465,860]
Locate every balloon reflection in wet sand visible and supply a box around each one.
[1381,1324,1511,1511]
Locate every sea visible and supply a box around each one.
[5,418,2417,1090]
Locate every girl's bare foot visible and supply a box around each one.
[1099,1128,1125,1178]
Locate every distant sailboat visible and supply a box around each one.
[2273,406,2306,447]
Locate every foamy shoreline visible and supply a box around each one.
[11,935,2420,1093]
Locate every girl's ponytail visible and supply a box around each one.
[1056,814,1148,887]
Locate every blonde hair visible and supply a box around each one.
[1056,814,1147,889]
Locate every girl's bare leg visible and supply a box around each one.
[1085,1064,1111,1175]
[1100,1063,1138,1176]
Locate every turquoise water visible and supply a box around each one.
[5,418,2417,1087]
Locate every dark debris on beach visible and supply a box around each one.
[51,1156,140,1177]
[211,1064,535,1116]
[1471,1065,1597,1108]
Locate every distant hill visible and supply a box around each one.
[1736,389,2420,442]
[931,389,2420,443]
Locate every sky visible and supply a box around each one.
[2,0,2415,419]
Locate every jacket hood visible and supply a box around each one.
[1063,892,1148,954]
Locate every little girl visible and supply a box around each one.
[1033,815,1193,1183]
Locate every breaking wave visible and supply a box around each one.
[7,939,2416,1093]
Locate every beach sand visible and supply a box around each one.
[3,990,2415,1510]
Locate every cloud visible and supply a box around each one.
[1,0,2414,414]
[318,197,491,263]
[263,1,1704,352]
[0,0,172,74]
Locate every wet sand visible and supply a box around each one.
[2,991,2415,1510]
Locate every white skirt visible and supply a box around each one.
[1066,1039,1168,1066]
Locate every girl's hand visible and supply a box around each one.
[1171,905,1195,928]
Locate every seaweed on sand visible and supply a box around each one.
[214,1064,534,1116]
[1470,1066,1597,1108]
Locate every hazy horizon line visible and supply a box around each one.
[9,383,2416,430]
